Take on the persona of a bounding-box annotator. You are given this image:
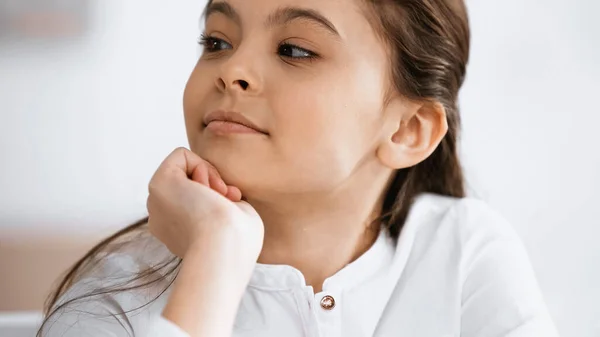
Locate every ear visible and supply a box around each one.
[376,98,448,169]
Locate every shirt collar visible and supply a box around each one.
[248,228,395,291]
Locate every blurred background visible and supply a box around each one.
[0,0,598,336]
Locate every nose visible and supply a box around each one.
[215,49,262,95]
[216,78,249,91]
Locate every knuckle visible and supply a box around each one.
[173,147,188,156]
[148,181,159,194]
[206,164,219,176]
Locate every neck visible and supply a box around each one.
[247,165,394,293]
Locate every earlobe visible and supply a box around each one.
[377,100,448,169]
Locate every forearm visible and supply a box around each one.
[162,243,243,337]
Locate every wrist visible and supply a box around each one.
[163,250,243,337]
[184,237,253,295]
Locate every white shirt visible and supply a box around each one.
[41,194,560,336]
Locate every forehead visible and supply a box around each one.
[205,0,373,40]
[208,0,362,14]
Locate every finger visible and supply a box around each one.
[191,164,209,186]
[205,161,227,196]
[225,185,242,202]
[202,160,234,199]
[207,166,228,196]
[161,147,206,180]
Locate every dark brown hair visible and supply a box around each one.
[37,0,469,335]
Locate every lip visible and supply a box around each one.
[203,110,268,135]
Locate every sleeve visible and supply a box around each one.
[147,316,191,337]
[39,252,190,337]
[42,308,189,337]
[458,200,561,337]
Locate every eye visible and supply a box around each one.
[278,43,318,60]
[198,33,232,53]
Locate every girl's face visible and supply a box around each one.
[183,0,402,197]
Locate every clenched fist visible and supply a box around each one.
[146,147,264,283]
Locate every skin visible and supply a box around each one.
[149,148,264,337]
[154,0,448,335]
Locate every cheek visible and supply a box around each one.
[269,70,384,188]
[183,64,215,147]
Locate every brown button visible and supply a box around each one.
[320,295,336,310]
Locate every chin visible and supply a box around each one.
[197,148,256,187]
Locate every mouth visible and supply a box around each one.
[203,110,269,135]
[204,120,266,135]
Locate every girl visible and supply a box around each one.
[38,0,560,336]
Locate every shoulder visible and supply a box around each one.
[404,193,528,279]
[408,193,520,244]
[68,229,176,286]
[407,193,542,290]
[41,231,177,336]
[406,195,559,336]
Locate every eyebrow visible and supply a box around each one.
[204,2,241,25]
[203,2,340,39]
[266,7,340,38]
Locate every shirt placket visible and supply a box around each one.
[313,289,342,337]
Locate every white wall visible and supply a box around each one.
[0,0,598,336]
[0,0,203,236]
[461,1,600,336]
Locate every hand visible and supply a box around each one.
[146,147,264,281]
[147,147,264,337]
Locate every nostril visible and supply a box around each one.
[216,78,226,91]
[237,80,249,90]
